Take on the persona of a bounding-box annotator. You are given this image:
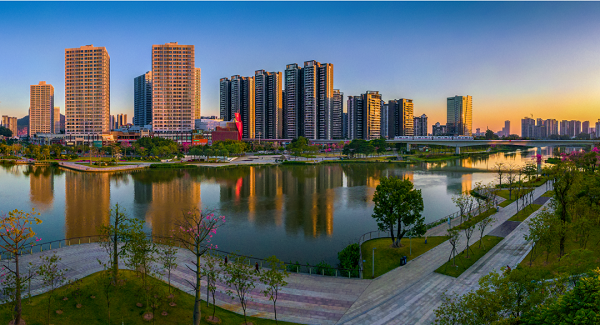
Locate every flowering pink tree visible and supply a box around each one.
[0,209,42,325]
[121,141,132,158]
[173,208,226,325]
[181,142,191,154]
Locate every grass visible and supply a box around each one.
[518,223,600,279]
[435,235,504,277]
[453,208,498,230]
[361,236,449,278]
[0,270,298,325]
[497,188,533,207]
[541,190,554,197]
[508,204,543,222]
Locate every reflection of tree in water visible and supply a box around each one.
[130,169,188,184]
[109,172,130,187]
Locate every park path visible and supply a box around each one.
[13,241,371,325]
[58,161,150,172]
[336,184,551,325]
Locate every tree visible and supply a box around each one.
[223,255,257,325]
[550,162,579,257]
[158,239,179,296]
[445,228,461,271]
[200,253,221,321]
[125,230,160,311]
[97,203,141,282]
[477,213,496,249]
[484,129,496,140]
[173,208,226,325]
[0,126,13,137]
[260,256,289,324]
[36,253,68,325]
[372,176,425,248]
[0,209,42,325]
[504,163,518,199]
[493,162,505,187]
[452,192,476,226]
[95,259,115,324]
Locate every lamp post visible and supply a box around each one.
[372,247,376,278]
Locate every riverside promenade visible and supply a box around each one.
[13,183,550,325]
[57,161,151,172]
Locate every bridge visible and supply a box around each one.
[311,139,599,155]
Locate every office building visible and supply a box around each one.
[255,70,283,139]
[596,120,600,138]
[380,102,389,138]
[29,81,55,137]
[521,117,535,138]
[220,77,232,121]
[447,95,472,136]
[152,42,196,132]
[65,45,110,141]
[1,116,17,136]
[134,71,153,126]
[332,89,343,139]
[413,114,428,136]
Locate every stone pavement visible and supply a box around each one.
[58,161,150,172]
[11,241,371,325]
[336,184,552,325]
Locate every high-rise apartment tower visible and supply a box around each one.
[134,71,153,126]
[446,95,472,136]
[29,81,55,137]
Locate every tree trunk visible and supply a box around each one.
[389,222,395,247]
[193,248,201,325]
[14,253,22,325]
[113,206,119,282]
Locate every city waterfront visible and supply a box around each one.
[0,148,553,266]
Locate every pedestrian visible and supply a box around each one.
[255,262,260,273]
[224,256,228,265]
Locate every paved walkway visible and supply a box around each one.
[336,184,551,325]
[58,162,150,172]
[13,242,371,325]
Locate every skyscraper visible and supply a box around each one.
[521,117,535,138]
[53,107,60,134]
[134,71,152,126]
[332,89,343,139]
[380,102,389,139]
[152,42,196,132]
[347,96,362,139]
[582,121,590,134]
[362,91,381,140]
[1,116,17,136]
[503,120,510,136]
[546,119,559,136]
[230,75,255,139]
[284,63,302,139]
[65,45,110,141]
[560,120,569,136]
[446,95,472,136]
[387,99,414,138]
[413,114,428,136]
[29,81,55,137]
[255,70,283,139]
[195,68,201,121]
[220,77,232,121]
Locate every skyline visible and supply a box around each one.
[1,2,600,135]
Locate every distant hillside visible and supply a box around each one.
[17,115,28,127]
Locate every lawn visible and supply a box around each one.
[453,208,497,230]
[0,270,298,325]
[508,204,543,222]
[518,223,600,278]
[435,235,504,277]
[541,190,554,197]
[361,235,449,279]
[497,188,533,207]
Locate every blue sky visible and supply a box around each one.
[1,1,599,134]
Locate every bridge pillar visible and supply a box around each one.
[406,143,411,152]
[455,146,460,155]
[537,147,542,174]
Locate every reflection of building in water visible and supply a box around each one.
[146,174,201,238]
[461,174,473,193]
[65,172,110,238]
[133,180,153,220]
[29,167,54,211]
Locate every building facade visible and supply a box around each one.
[195,68,201,121]
[347,96,362,139]
[332,89,343,139]
[413,114,428,136]
[255,70,283,139]
[134,71,153,126]
[362,91,381,140]
[152,42,196,132]
[283,63,302,139]
[1,116,18,136]
[521,117,535,138]
[385,98,414,138]
[446,95,472,136]
[53,107,61,134]
[582,121,590,134]
[432,122,447,136]
[65,45,110,141]
[29,81,55,137]
[230,75,255,139]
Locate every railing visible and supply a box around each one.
[0,234,361,279]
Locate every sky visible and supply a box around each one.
[0,1,599,135]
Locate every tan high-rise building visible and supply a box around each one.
[363,91,381,140]
[53,107,61,133]
[29,81,55,137]
[152,42,196,132]
[194,67,201,120]
[447,95,472,136]
[65,45,110,141]
[1,116,18,137]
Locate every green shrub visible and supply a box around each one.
[315,261,336,276]
[338,243,360,277]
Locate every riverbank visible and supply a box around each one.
[58,161,150,173]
